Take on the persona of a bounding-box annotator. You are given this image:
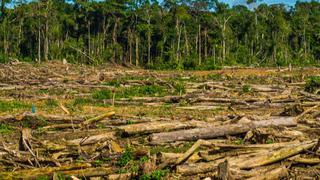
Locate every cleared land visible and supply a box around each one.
[0,61,319,179]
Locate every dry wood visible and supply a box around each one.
[108,173,134,180]
[246,166,288,180]
[40,129,113,141]
[158,152,201,164]
[82,111,115,125]
[176,159,224,175]
[150,117,297,144]
[119,120,210,136]
[0,163,91,179]
[22,113,85,123]
[41,124,81,130]
[233,141,316,169]
[67,132,116,146]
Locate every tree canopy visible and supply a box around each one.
[0,0,319,69]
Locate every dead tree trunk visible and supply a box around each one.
[150,117,297,144]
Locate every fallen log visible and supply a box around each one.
[176,159,224,175]
[150,117,297,144]
[59,167,113,178]
[119,120,210,136]
[38,129,113,141]
[22,113,85,123]
[158,152,201,165]
[108,173,134,180]
[0,163,91,179]
[246,166,288,180]
[82,111,115,125]
[67,132,116,146]
[232,141,316,169]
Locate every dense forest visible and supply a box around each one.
[0,0,319,69]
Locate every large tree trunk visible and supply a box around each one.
[44,0,49,61]
[128,28,132,65]
[150,117,297,144]
[198,24,201,65]
[119,120,210,136]
[183,24,189,58]
[135,33,139,66]
[204,27,208,59]
[87,17,91,58]
[176,18,181,62]
[38,2,41,63]
[147,16,151,65]
[112,17,119,63]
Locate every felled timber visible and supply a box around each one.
[67,132,116,146]
[150,117,297,144]
[0,163,91,179]
[22,113,85,123]
[119,120,211,136]
[158,152,201,165]
[82,111,115,125]
[232,141,316,169]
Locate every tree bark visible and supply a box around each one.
[135,33,139,66]
[150,117,297,144]
[119,120,210,136]
[198,24,201,65]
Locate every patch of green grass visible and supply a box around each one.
[72,98,94,106]
[207,74,223,81]
[241,84,252,93]
[92,89,112,100]
[140,169,170,180]
[36,176,50,180]
[173,82,186,95]
[127,120,135,125]
[139,156,149,163]
[44,99,58,108]
[266,138,274,144]
[118,85,166,98]
[116,146,134,167]
[305,76,320,94]
[0,124,13,134]
[234,138,244,145]
[104,79,121,87]
[93,157,111,167]
[0,100,30,112]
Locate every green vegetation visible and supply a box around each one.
[140,169,170,180]
[72,98,95,106]
[305,76,320,94]
[116,146,134,167]
[266,138,274,144]
[0,1,319,68]
[173,82,186,95]
[119,85,166,98]
[0,124,13,134]
[241,84,252,94]
[44,99,58,108]
[207,74,224,81]
[0,100,30,112]
[92,89,112,100]
[93,157,111,167]
[92,85,166,100]
[234,138,245,145]
[36,176,50,180]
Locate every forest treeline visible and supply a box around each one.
[0,0,319,69]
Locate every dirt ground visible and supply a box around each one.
[0,61,319,179]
